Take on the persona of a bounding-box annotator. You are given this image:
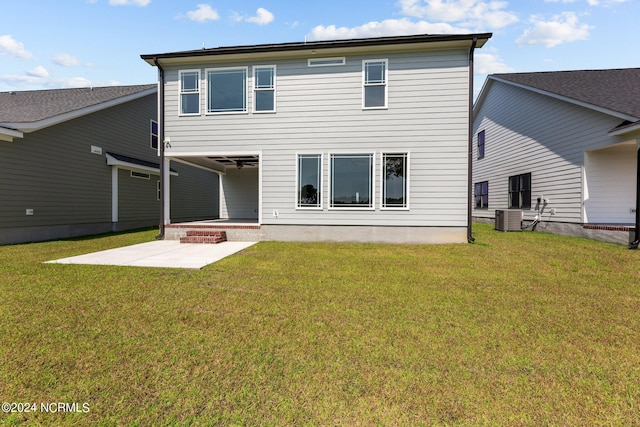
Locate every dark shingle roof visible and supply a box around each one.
[0,84,156,124]
[492,68,640,119]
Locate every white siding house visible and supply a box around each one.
[472,69,640,245]
[142,33,492,243]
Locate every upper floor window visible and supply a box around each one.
[509,173,531,209]
[206,67,247,114]
[363,59,387,109]
[477,130,485,159]
[254,66,276,113]
[474,181,489,209]
[330,153,374,209]
[179,70,200,115]
[382,153,408,209]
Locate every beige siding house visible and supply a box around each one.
[0,85,219,245]
[142,33,492,243]
[472,69,640,245]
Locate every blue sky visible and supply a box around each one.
[1,0,638,94]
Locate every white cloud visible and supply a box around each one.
[516,12,593,47]
[26,66,49,78]
[53,53,81,67]
[398,0,518,30]
[246,8,274,26]
[307,18,469,41]
[109,0,151,6]
[185,4,220,22]
[0,35,33,60]
[475,52,514,75]
[0,73,94,89]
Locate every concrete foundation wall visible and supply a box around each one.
[474,217,631,245]
[260,225,467,244]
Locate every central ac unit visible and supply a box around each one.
[495,209,523,231]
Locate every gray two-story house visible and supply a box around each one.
[0,85,219,245]
[142,33,491,244]
[472,69,640,245]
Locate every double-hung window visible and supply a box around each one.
[330,154,374,209]
[363,59,387,109]
[206,67,247,114]
[382,153,408,209]
[297,154,322,208]
[150,120,158,151]
[508,173,531,209]
[254,66,276,113]
[474,181,489,209]
[179,70,200,115]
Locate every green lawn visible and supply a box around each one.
[1,224,639,426]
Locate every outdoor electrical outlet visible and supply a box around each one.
[26,209,34,215]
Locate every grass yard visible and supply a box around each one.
[1,224,639,426]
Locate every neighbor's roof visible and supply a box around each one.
[0,84,157,126]
[490,68,640,120]
[142,33,492,65]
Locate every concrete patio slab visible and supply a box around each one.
[46,240,257,269]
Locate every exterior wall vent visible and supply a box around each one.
[495,209,523,231]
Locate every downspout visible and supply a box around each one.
[153,57,166,240]
[630,146,640,249]
[467,36,478,243]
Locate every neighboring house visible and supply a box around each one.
[141,33,492,244]
[472,68,640,244]
[0,85,219,245]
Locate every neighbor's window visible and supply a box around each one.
[382,153,408,209]
[179,70,200,115]
[509,173,531,209]
[330,154,374,208]
[207,67,247,113]
[477,130,485,159]
[474,181,489,209]
[150,120,158,151]
[254,66,276,113]
[363,59,387,109]
[297,154,322,208]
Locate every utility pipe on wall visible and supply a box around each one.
[153,57,166,240]
[467,36,478,243]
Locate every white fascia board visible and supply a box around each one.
[105,153,178,176]
[1,87,157,133]
[0,127,23,142]
[489,76,638,122]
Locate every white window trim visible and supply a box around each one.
[253,65,276,114]
[205,66,248,115]
[362,59,388,110]
[179,69,201,116]
[328,152,375,211]
[380,152,410,210]
[295,153,323,210]
[308,57,346,67]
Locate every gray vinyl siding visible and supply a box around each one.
[0,92,219,241]
[472,80,626,224]
[0,94,156,229]
[163,48,471,227]
[170,163,219,222]
[118,168,158,222]
[220,167,259,220]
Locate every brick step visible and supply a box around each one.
[180,230,227,244]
